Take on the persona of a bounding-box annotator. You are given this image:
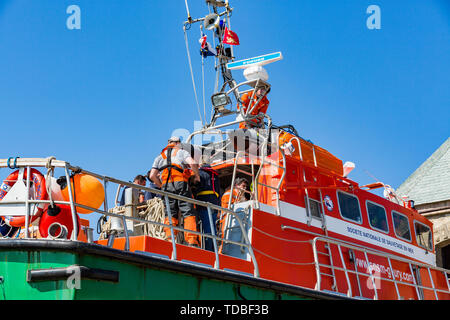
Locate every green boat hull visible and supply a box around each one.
[0,240,342,300]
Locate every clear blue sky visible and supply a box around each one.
[0,1,449,229]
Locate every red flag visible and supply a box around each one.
[223,27,240,45]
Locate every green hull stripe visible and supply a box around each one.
[0,240,344,300]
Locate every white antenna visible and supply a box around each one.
[227,52,283,81]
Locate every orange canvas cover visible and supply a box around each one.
[279,131,343,176]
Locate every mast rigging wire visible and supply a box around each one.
[183,24,204,125]
[200,25,207,125]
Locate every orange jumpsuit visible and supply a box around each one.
[156,143,199,246]
[217,188,245,243]
[238,91,269,129]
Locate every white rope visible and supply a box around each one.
[252,246,315,266]
[45,156,56,207]
[252,226,312,243]
[137,198,166,238]
[183,25,204,125]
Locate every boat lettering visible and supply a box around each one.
[346,226,414,254]
[355,258,414,283]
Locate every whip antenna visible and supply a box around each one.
[184,0,192,23]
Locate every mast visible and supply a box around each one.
[206,0,235,88]
[182,1,280,130]
[183,0,238,127]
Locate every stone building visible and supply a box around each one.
[397,137,450,269]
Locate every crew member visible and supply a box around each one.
[238,88,270,129]
[218,177,248,241]
[119,175,146,206]
[144,170,162,200]
[192,157,221,251]
[149,136,201,247]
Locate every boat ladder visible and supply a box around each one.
[313,241,346,296]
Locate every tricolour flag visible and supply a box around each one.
[199,34,207,50]
[199,33,216,57]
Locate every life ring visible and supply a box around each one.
[0,168,48,227]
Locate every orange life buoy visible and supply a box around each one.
[39,204,80,239]
[0,168,48,227]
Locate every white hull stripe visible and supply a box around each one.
[257,201,435,266]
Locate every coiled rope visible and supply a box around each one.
[137,198,166,238]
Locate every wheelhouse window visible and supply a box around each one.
[366,201,388,233]
[414,221,433,251]
[392,211,411,241]
[308,198,322,219]
[337,191,361,223]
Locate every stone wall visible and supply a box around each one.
[418,200,450,269]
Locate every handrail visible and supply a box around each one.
[254,139,286,216]
[64,162,79,240]
[24,167,31,239]
[337,244,352,297]
[0,157,260,277]
[311,236,450,300]
[227,151,243,209]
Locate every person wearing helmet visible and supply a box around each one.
[217,177,248,249]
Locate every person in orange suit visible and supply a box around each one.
[150,136,201,247]
[217,178,248,249]
[238,88,270,129]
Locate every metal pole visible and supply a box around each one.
[427,267,439,300]
[387,257,401,300]
[184,0,192,23]
[409,263,423,300]
[207,206,220,269]
[312,238,322,291]
[122,215,130,251]
[164,195,177,261]
[24,167,30,239]
[103,179,109,213]
[64,163,78,240]
[337,244,352,297]
[364,251,378,300]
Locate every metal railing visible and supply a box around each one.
[254,139,286,216]
[0,157,260,277]
[311,236,450,300]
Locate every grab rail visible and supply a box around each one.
[311,236,450,300]
[0,157,260,278]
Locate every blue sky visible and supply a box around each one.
[0,1,449,229]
